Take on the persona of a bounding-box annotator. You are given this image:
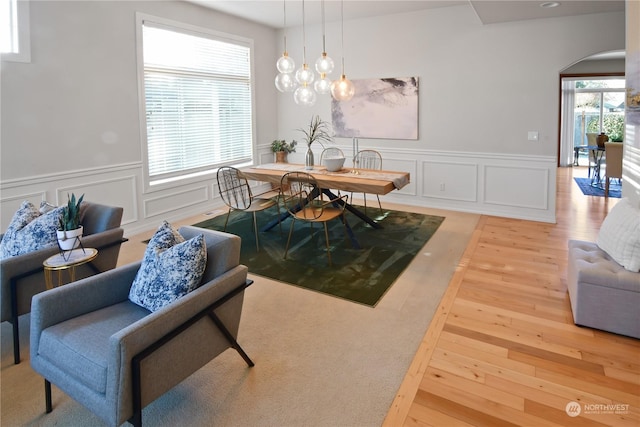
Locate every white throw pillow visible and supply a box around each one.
[0,201,64,259]
[596,198,640,272]
[128,221,207,312]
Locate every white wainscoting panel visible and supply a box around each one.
[56,175,138,225]
[483,165,549,210]
[143,185,210,219]
[0,191,48,231]
[422,160,478,202]
[0,163,141,232]
[380,150,556,223]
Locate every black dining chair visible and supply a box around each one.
[217,166,281,251]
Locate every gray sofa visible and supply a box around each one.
[1,201,125,363]
[567,240,640,339]
[30,226,252,427]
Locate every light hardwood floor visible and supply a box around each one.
[383,167,640,427]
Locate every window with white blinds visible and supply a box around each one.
[140,19,253,185]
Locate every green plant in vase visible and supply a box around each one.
[57,193,84,250]
[298,115,333,170]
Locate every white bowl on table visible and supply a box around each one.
[324,157,345,172]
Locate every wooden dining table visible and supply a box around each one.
[239,163,410,232]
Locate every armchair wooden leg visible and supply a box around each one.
[45,379,52,413]
[11,317,20,365]
[129,412,142,427]
[10,278,21,364]
[208,312,254,367]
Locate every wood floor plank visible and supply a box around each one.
[405,403,475,427]
[422,366,525,410]
[453,297,594,336]
[535,368,640,405]
[414,385,565,427]
[524,400,612,427]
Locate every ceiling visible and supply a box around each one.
[187,0,625,28]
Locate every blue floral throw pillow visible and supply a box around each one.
[0,200,64,260]
[128,221,207,312]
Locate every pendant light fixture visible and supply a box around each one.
[294,0,316,106]
[314,0,334,95]
[330,0,355,101]
[275,0,296,93]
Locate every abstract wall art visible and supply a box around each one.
[331,77,419,140]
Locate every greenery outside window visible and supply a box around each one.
[137,14,255,188]
[574,78,625,143]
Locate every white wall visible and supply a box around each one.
[273,5,626,222]
[0,2,628,233]
[1,0,279,234]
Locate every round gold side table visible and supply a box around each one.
[43,248,98,289]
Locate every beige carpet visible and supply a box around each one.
[1,205,478,427]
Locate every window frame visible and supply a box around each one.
[1,0,31,63]
[135,12,257,193]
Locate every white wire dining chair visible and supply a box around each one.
[320,147,345,163]
[319,147,346,199]
[217,166,281,251]
[353,149,383,214]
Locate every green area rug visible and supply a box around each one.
[193,208,444,306]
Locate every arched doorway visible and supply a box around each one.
[557,50,625,168]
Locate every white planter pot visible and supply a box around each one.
[57,226,83,251]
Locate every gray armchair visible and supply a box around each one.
[30,226,253,427]
[1,201,124,364]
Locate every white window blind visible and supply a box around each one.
[1,0,30,62]
[142,22,253,183]
[0,0,19,53]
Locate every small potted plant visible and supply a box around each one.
[271,139,297,163]
[57,193,84,250]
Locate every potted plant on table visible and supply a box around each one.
[298,115,333,170]
[57,193,84,251]
[271,139,297,163]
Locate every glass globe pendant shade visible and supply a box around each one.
[276,53,295,74]
[294,84,317,107]
[295,64,315,85]
[315,52,334,75]
[275,72,297,93]
[330,75,355,101]
[314,73,332,94]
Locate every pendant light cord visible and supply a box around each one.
[340,0,345,75]
[283,0,287,53]
[321,0,326,53]
[302,0,307,64]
